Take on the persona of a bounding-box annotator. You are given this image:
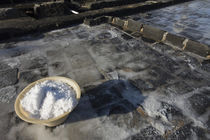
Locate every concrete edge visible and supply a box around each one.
[110,17,210,59]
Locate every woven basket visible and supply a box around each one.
[15,76,81,127]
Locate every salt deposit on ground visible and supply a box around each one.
[20,80,78,120]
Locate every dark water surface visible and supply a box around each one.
[129,0,210,46]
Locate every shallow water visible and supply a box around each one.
[129,0,210,46]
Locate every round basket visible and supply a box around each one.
[14,76,81,127]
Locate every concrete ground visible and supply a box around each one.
[128,0,210,46]
[0,23,209,140]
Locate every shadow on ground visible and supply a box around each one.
[65,79,146,124]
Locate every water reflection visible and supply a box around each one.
[130,0,210,46]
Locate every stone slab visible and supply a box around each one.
[165,33,185,48]
[142,24,166,41]
[0,86,16,103]
[185,40,210,57]
[0,68,18,88]
[67,65,103,87]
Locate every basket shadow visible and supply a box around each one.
[65,79,146,124]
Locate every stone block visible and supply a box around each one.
[0,61,11,70]
[48,61,70,76]
[46,49,66,64]
[188,94,210,115]
[178,68,204,81]
[0,68,18,88]
[159,102,184,122]
[70,54,95,69]
[0,86,16,103]
[147,66,174,88]
[168,123,208,140]
[164,33,185,48]
[111,17,125,28]
[97,101,145,130]
[142,24,166,41]
[164,81,193,95]
[86,81,118,106]
[131,79,155,91]
[19,68,48,84]
[20,56,47,70]
[86,79,144,111]
[129,126,164,140]
[185,40,210,57]
[69,65,103,87]
[154,54,180,73]
[125,19,142,33]
[34,1,68,18]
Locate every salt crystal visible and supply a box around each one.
[20,80,78,120]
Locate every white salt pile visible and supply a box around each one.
[20,80,78,120]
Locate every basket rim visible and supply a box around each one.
[14,76,81,124]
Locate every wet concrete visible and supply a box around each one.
[0,24,209,140]
[129,0,210,46]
